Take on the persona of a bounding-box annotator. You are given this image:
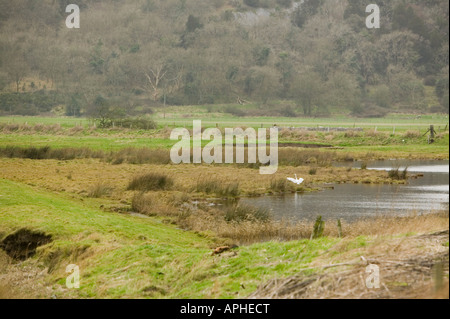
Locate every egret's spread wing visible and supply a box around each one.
[298,178,304,184]
[287,178,296,183]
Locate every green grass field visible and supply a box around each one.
[0,134,174,151]
[1,111,448,132]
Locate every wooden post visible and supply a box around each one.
[429,125,436,144]
[337,219,342,238]
[311,216,325,240]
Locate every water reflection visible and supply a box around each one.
[241,160,449,222]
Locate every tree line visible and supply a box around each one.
[0,0,448,118]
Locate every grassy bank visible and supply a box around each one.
[0,179,447,299]
[0,179,340,298]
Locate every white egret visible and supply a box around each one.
[287,174,304,185]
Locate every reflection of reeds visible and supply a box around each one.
[224,204,271,223]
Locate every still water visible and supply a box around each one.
[241,160,449,222]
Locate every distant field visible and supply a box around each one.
[157,114,449,133]
[153,106,449,132]
[0,134,174,151]
[1,111,448,133]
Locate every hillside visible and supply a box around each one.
[0,0,448,117]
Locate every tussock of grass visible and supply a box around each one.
[131,192,187,218]
[269,178,289,193]
[388,167,408,180]
[195,178,240,198]
[87,182,113,198]
[128,173,174,192]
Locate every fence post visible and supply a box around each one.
[337,219,342,238]
[311,216,325,240]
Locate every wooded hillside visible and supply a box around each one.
[0,0,448,117]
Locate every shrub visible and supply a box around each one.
[244,0,260,8]
[279,105,297,117]
[97,118,157,130]
[388,167,408,180]
[0,146,104,161]
[115,118,157,130]
[0,146,50,159]
[127,173,174,192]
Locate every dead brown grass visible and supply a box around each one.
[249,230,449,299]
[0,250,51,299]
[87,182,113,198]
[1,123,63,134]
